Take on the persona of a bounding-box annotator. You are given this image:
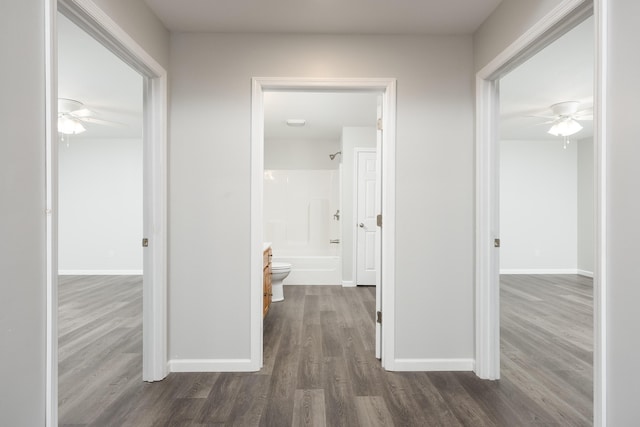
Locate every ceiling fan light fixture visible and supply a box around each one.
[548,117,582,137]
[58,116,86,135]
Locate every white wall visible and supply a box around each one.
[606,1,640,424]
[169,34,475,363]
[340,126,377,283]
[264,138,339,170]
[577,137,594,275]
[0,2,46,425]
[500,140,578,272]
[58,138,143,273]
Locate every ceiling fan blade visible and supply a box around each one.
[525,114,556,120]
[573,111,593,120]
[78,116,124,127]
[521,115,556,124]
[71,108,93,118]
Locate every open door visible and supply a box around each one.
[375,95,383,359]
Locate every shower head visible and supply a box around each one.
[329,151,342,160]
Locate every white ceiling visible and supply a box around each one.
[143,0,503,34]
[264,92,378,141]
[58,13,143,139]
[59,3,593,145]
[500,16,594,141]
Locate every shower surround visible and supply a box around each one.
[264,169,341,285]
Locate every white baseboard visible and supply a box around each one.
[389,358,475,372]
[342,281,355,287]
[577,269,594,278]
[58,269,143,275]
[169,359,257,372]
[500,268,579,275]
[283,283,341,287]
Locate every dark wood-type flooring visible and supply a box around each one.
[59,274,593,426]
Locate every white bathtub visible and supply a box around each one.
[273,255,341,285]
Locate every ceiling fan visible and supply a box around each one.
[57,98,116,135]
[530,101,592,148]
[545,101,592,134]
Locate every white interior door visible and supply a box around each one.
[356,150,378,286]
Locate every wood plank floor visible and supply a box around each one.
[59,274,592,426]
[58,275,143,425]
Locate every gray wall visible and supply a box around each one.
[606,1,640,424]
[58,138,143,273]
[500,140,578,272]
[500,138,594,274]
[577,137,594,274]
[169,33,475,362]
[474,0,567,71]
[91,0,170,70]
[0,2,46,425]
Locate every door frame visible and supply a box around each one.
[474,0,607,425]
[250,77,396,369]
[353,148,377,286]
[46,1,168,425]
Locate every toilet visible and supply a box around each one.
[271,262,291,302]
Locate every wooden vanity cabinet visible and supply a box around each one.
[263,247,272,317]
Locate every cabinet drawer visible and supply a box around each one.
[263,248,272,267]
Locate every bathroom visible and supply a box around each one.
[263,91,379,296]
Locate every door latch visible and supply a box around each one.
[142,238,149,247]
[494,238,500,248]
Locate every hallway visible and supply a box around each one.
[58,277,592,426]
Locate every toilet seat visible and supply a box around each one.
[271,262,291,271]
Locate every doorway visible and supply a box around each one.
[261,91,378,287]
[497,15,595,424]
[46,2,168,424]
[475,0,605,425]
[56,10,144,423]
[250,78,397,370]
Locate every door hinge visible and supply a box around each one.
[494,238,500,248]
[142,238,149,247]
[377,118,383,131]
[377,311,382,324]
[376,214,382,227]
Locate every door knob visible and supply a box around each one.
[359,223,365,228]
